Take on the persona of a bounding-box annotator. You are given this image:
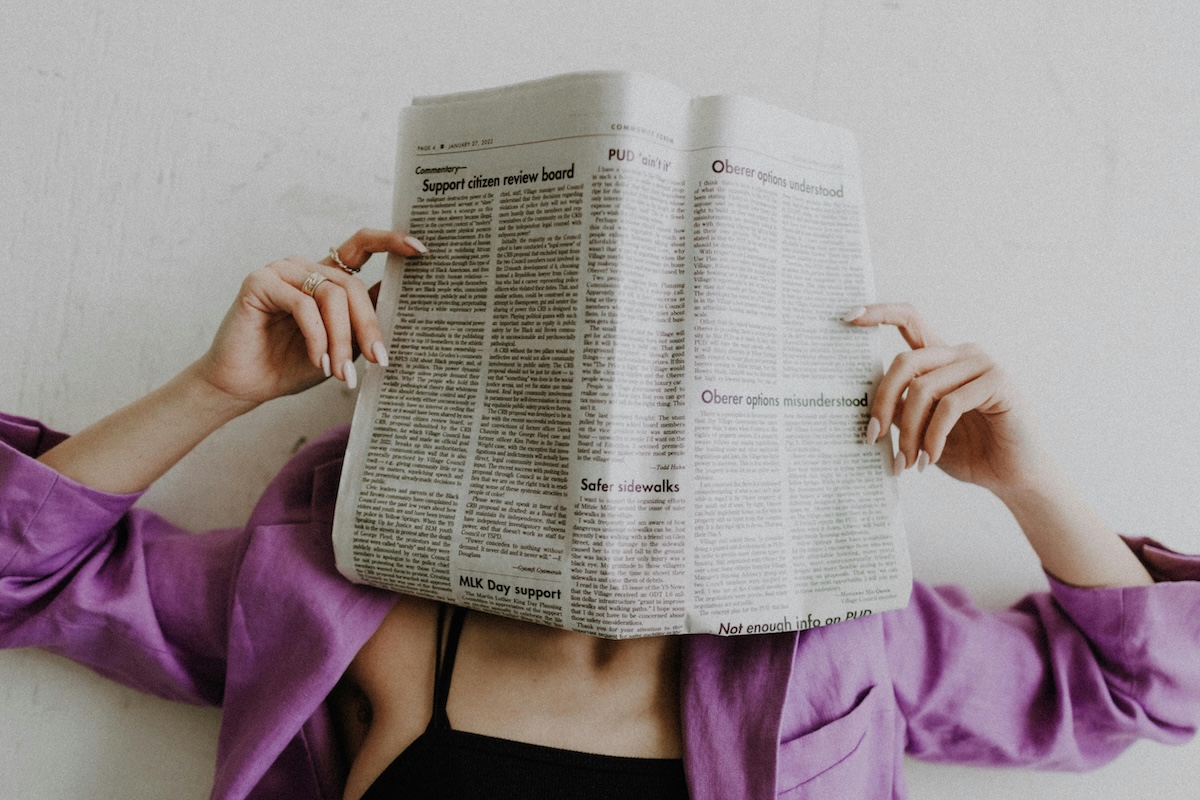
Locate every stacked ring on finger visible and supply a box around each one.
[301,272,328,296]
[329,247,360,275]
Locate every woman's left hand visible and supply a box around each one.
[845,303,1052,495]
[846,302,1154,588]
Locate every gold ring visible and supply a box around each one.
[301,272,328,297]
[329,247,358,275]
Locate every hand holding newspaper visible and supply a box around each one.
[332,71,910,638]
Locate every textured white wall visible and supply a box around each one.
[2,1,1198,797]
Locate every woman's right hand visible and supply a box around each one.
[191,228,426,409]
[38,229,427,493]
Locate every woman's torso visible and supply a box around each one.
[331,596,684,800]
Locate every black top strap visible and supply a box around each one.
[360,602,688,800]
[429,604,468,731]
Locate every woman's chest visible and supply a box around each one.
[332,601,683,798]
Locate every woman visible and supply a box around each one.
[3,228,1198,800]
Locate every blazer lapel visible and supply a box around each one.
[680,631,798,800]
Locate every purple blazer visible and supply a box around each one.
[2,412,1199,799]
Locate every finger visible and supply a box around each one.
[274,258,362,383]
[362,281,389,366]
[315,282,356,385]
[287,256,386,368]
[322,228,427,273]
[894,350,993,469]
[921,369,1007,465]
[246,268,329,371]
[843,302,947,349]
[870,344,970,443]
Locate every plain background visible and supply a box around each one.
[2,1,1198,797]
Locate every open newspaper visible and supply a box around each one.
[333,71,911,638]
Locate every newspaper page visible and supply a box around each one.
[333,71,910,638]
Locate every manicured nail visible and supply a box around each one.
[842,306,866,323]
[893,451,907,475]
[403,235,428,254]
[321,353,331,378]
[371,341,389,368]
[344,360,357,390]
[917,450,930,472]
[865,417,881,446]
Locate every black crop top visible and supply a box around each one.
[358,605,690,799]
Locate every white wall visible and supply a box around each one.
[2,1,1197,797]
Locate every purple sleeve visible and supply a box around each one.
[884,542,1200,769]
[0,412,236,705]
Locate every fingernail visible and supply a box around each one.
[842,306,866,323]
[865,417,881,446]
[321,353,331,378]
[917,450,930,472]
[403,235,428,254]
[893,451,907,475]
[344,360,357,390]
[371,341,389,368]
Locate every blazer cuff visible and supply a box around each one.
[0,412,142,575]
[1120,535,1200,582]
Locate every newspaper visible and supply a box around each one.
[333,71,911,638]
